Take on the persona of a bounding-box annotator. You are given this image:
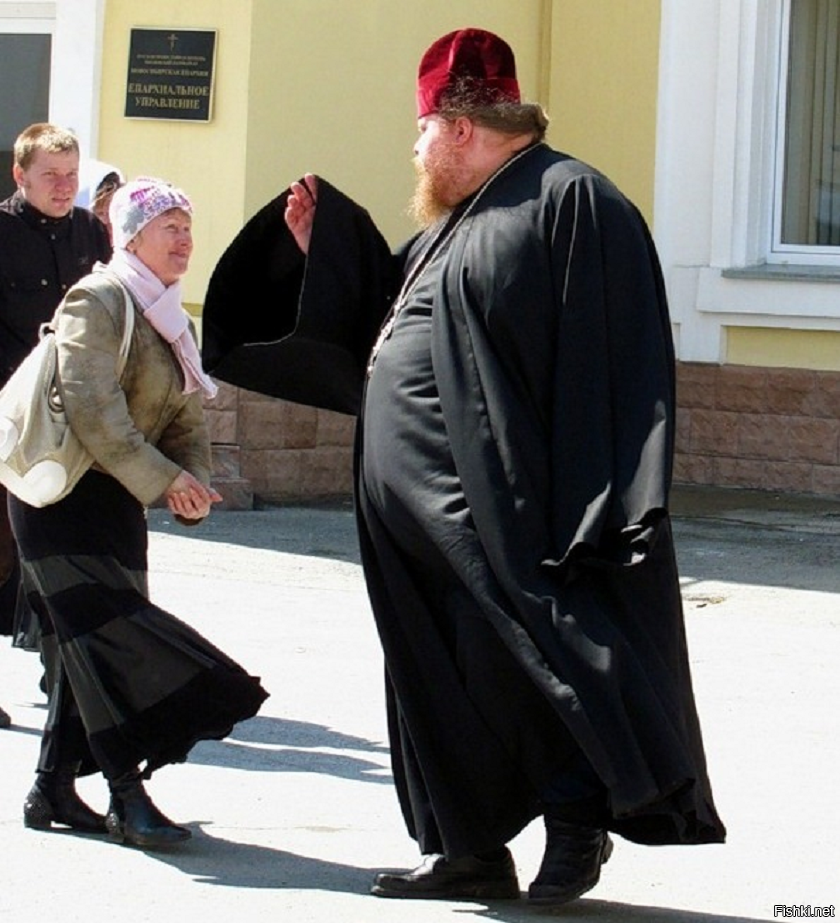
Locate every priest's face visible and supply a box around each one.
[410,116,475,227]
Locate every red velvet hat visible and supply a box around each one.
[416,28,520,118]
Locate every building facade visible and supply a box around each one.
[2,0,837,504]
[657,2,840,497]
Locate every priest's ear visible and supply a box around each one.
[452,116,475,146]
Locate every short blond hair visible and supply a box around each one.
[13,123,79,171]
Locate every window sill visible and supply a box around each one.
[722,264,840,283]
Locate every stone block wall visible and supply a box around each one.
[203,364,840,507]
[675,363,840,498]
[204,382,355,506]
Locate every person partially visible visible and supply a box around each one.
[0,124,112,691]
[204,27,725,905]
[90,173,123,243]
[80,162,125,244]
[75,159,124,209]
[10,176,268,849]
[75,159,124,242]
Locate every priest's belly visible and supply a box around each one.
[362,298,471,551]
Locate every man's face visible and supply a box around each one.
[410,116,470,227]
[13,148,80,218]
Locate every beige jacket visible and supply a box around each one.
[54,268,212,506]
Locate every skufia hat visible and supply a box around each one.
[416,27,520,118]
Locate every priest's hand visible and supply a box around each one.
[285,173,318,255]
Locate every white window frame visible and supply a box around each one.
[0,0,105,158]
[769,0,840,264]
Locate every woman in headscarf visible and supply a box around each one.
[10,177,268,850]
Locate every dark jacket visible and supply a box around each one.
[0,191,111,387]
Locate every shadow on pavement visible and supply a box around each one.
[469,899,769,922]
[673,518,840,596]
[187,714,392,784]
[142,826,768,923]
[133,825,379,890]
[148,506,361,563]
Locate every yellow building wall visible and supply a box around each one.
[98,1,253,308]
[243,0,548,244]
[96,0,663,313]
[547,0,661,222]
[97,0,555,310]
[727,328,840,372]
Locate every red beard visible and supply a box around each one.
[409,141,475,228]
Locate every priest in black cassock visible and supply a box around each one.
[202,27,726,906]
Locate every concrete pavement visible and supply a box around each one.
[1,486,837,923]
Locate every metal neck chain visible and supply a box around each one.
[366,142,542,376]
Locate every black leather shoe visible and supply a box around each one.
[106,773,191,849]
[527,818,613,905]
[23,771,107,833]
[371,849,520,900]
[0,705,10,729]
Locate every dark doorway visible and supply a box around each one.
[0,32,51,200]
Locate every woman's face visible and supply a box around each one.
[130,207,193,285]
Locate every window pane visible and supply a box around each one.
[0,33,51,201]
[781,0,840,245]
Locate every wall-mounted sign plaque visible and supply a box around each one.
[125,28,217,122]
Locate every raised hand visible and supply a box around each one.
[284,173,318,255]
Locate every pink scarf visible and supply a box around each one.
[107,250,218,399]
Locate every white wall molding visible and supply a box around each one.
[49,0,106,156]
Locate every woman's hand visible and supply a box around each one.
[164,470,222,521]
[285,173,318,255]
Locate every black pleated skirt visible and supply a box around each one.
[9,470,269,780]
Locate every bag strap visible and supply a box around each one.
[114,280,135,380]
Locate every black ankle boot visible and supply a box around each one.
[527,817,613,905]
[105,771,191,849]
[23,766,107,833]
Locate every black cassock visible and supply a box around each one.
[203,143,726,857]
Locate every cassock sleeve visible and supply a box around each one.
[202,178,396,415]
[547,173,676,564]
